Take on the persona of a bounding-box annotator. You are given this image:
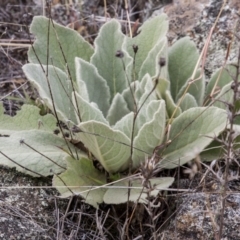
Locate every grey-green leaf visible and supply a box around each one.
[205,64,238,100]
[107,93,130,126]
[28,16,94,81]
[134,75,158,134]
[156,77,170,99]
[91,20,132,100]
[125,15,168,79]
[0,130,81,177]
[122,81,140,112]
[176,69,205,106]
[160,107,227,169]
[138,37,168,80]
[73,92,108,124]
[133,100,166,168]
[23,63,77,123]
[113,112,134,139]
[78,121,131,173]
[0,104,56,135]
[53,157,107,208]
[168,37,199,101]
[165,90,182,118]
[103,177,174,204]
[213,82,232,109]
[75,57,110,116]
[179,93,198,111]
[136,74,156,104]
[200,140,224,162]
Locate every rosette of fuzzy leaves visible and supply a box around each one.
[20,15,175,207]
[1,15,228,208]
[23,15,170,174]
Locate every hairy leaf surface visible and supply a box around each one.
[23,64,77,123]
[75,58,110,116]
[91,20,132,100]
[133,100,166,168]
[160,107,227,168]
[104,177,174,204]
[28,16,94,81]
[78,121,131,173]
[53,157,107,208]
[168,37,200,102]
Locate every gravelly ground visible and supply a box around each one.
[0,0,240,239]
[0,1,169,239]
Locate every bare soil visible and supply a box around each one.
[0,0,240,239]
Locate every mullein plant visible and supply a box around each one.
[0,14,229,207]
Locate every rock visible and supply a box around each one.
[163,189,240,239]
[159,0,240,78]
[151,1,240,239]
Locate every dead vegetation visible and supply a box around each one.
[0,1,240,239]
